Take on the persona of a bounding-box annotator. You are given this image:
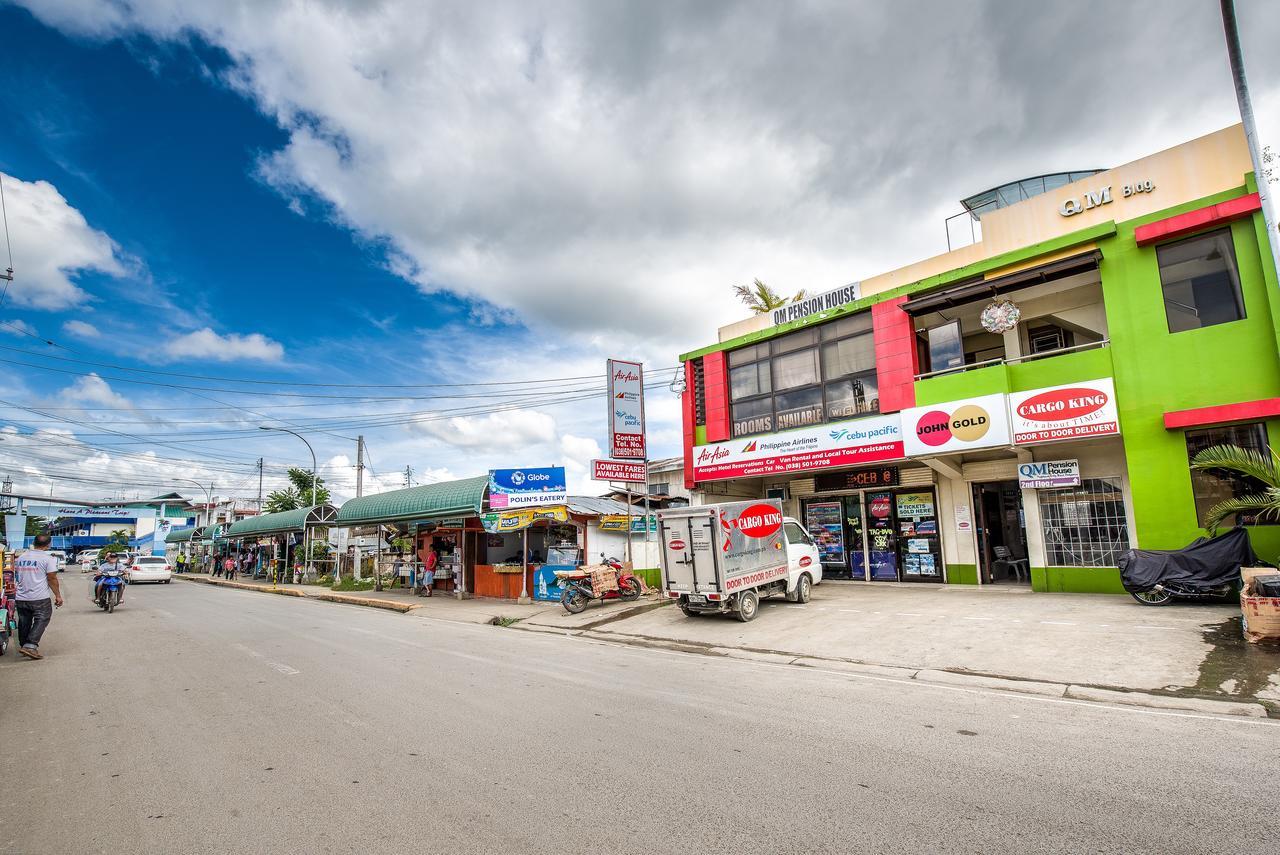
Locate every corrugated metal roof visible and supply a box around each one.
[164,527,197,543]
[565,496,633,516]
[225,505,336,538]
[334,476,489,526]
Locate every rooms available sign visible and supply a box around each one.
[1009,379,1119,444]
[692,414,903,481]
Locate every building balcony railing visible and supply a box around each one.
[912,340,1114,406]
[914,339,1111,381]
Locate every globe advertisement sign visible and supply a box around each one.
[488,467,568,509]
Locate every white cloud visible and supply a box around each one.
[0,173,126,309]
[162,327,285,363]
[62,319,100,338]
[59,373,134,410]
[414,410,558,451]
[1,319,38,337]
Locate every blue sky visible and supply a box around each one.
[0,0,1276,503]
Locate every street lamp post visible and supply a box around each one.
[179,479,213,571]
[260,426,319,580]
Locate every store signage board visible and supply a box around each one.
[1018,459,1081,489]
[599,514,657,533]
[1009,379,1120,444]
[481,506,570,533]
[488,467,568,509]
[771,282,862,325]
[607,358,646,459]
[814,466,900,492]
[591,459,647,482]
[692,413,903,482]
[900,393,1012,457]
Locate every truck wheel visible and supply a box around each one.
[794,573,812,604]
[735,590,759,622]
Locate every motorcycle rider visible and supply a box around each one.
[94,551,127,605]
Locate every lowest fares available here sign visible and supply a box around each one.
[692,414,903,481]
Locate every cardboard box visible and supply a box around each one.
[1240,567,1280,643]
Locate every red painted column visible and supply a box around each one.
[682,360,697,490]
[702,351,731,442]
[871,296,918,413]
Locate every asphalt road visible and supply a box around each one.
[3,576,1278,855]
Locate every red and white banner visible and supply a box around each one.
[1009,379,1120,445]
[607,359,646,459]
[692,414,903,481]
[591,459,647,482]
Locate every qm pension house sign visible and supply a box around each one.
[901,394,1012,457]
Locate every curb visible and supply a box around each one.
[173,575,306,597]
[312,593,416,613]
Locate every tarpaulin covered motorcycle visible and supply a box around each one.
[1117,527,1258,606]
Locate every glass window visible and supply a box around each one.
[926,321,963,372]
[1157,228,1244,333]
[1185,422,1271,527]
[731,397,773,437]
[822,334,876,379]
[729,362,771,399]
[1039,478,1131,567]
[820,313,873,340]
[825,375,879,420]
[772,328,819,355]
[772,349,820,390]
[773,387,824,430]
[783,521,813,546]
[727,342,769,367]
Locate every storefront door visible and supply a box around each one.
[865,492,898,580]
[973,481,1029,584]
[894,490,943,582]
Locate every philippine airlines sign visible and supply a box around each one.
[692,414,903,481]
[1009,379,1120,444]
[607,359,646,459]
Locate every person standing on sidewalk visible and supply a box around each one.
[14,534,63,660]
[418,545,437,597]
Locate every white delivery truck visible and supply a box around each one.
[658,500,822,622]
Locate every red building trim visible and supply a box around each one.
[1134,192,1261,247]
[871,296,918,413]
[1163,397,1280,430]
[702,350,731,443]
[682,360,697,489]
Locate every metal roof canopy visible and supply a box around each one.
[225,504,337,538]
[164,526,199,544]
[900,251,1102,315]
[334,476,489,527]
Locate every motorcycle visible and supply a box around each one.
[1118,527,1259,606]
[95,569,127,613]
[1,563,16,656]
[557,557,643,614]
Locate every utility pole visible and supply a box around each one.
[355,436,365,498]
[1221,0,1280,283]
[403,465,413,488]
[256,458,264,510]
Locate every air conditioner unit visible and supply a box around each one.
[766,486,790,502]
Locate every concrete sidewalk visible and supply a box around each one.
[571,582,1280,709]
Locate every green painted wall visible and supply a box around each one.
[1100,187,1280,561]
[946,564,978,585]
[1031,566,1127,595]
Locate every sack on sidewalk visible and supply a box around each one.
[1240,567,1280,643]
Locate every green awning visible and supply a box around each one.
[164,527,197,544]
[334,476,488,527]
[225,504,337,538]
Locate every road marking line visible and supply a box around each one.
[1039,621,1077,626]
[838,609,862,613]
[895,613,924,617]
[268,662,300,675]
[1134,625,1176,631]
[963,616,994,621]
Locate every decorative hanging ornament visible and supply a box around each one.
[980,298,1021,334]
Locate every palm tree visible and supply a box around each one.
[1189,444,1280,531]
[733,279,807,315]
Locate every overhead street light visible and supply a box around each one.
[260,425,319,580]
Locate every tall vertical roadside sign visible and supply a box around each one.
[607,359,646,460]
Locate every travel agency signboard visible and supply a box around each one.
[488,467,568,509]
[607,358,646,459]
[901,393,1012,457]
[1008,379,1120,444]
[692,413,903,481]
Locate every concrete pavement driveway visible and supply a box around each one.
[585,582,1280,703]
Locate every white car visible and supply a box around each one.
[78,554,98,573]
[49,550,68,571]
[128,556,173,584]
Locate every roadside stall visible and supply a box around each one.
[224,504,337,582]
[163,525,198,564]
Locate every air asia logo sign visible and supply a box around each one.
[901,394,1011,457]
[1009,380,1120,444]
[914,404,991,447]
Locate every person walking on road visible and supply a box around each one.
[14,534,63,660]
[223,553,237,581]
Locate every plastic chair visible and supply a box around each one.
[993,546,1029,583]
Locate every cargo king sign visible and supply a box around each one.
[1009,379,1120,444]
[692,414,903,481]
